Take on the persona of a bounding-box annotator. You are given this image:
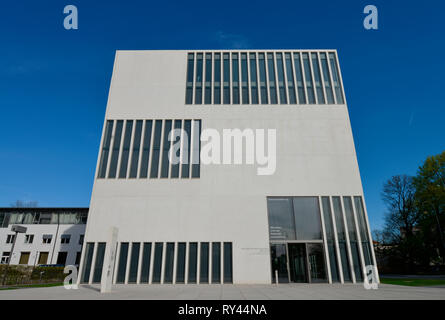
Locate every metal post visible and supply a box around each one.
[275,270,279,285]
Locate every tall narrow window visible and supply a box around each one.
[98,120,113,178]
[191,120,201,178]
[241,53,249,104]
[92,243,106,283]
[332,197,351,282]
[329,52,344,104]
[276,53,287,104]
[170,120,182,178]
[194,53,203,104]
[213,53,221,104]
[140,242,152,283]
[249,53,258,104]
[129,120,143,178]
[204,53,212,104]
[139,120,153,178]
[212,242,221,283]
[285,53,296,104]
[108,120,123,178]
[293,53,306,104]
[152,242,163,283]
[200,242,209,283]
[129,242,140,283]
[232,53,240,104]
[185,53,194,104]
[223,242,233,283]
[116,242,129,283]
[320,53,335,104]
[119,120,133,178]
[321,197,340,283]
[258,53,268,104]
[160,120,172,178]
[188,242,198,283]
[181,120,191,178]
[223,53,230,104]
[354,196,373,267]
[311,53,325,104]
[164,243,174,284]
[343,196,363,281]
[302,53,315,104]
[176,242,186,283]
[267,53,277,104]
[150,120,162,178]
[81,243,94,283]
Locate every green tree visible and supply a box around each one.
[413,151,445,263]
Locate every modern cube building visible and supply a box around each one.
[79,50,378,285]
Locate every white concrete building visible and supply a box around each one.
[0,208,88,266]
[80,50,378,285]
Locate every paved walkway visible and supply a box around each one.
[0,283,444,300]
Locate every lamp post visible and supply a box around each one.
[1,225,27,286]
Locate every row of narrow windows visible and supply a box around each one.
[81,242,233,284]
[97,119,201,179]
[185,51,344,105]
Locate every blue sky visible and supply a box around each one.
[0,0,444,231]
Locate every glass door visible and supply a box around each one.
[307,243,327,283]
[288,243,307,283]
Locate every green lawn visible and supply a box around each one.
[380,277,445,287]
[0,282,63,290]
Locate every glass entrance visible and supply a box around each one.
[270,243,327,283]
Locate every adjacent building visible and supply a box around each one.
[79,49,378,285]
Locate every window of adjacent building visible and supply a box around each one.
[6,234,15,244]
[81,243,94,283]
[276,53,287,104]
[108,120,123,178]
[302,53,315,104]
[164,242,175,284]
[249,53,259,104]
[129,120,143,178]
[311,53,325,104]
[204,53,212,104]
[185,53,194,104]
[267,53,277,104]
[213,53,221,104]
[188,242,198,283]
[160,120,173,178]
[176,242,186,283]
[98,120,113,178]
[258,53,268,104]
[149,120,163,178]
[116,242,129,284]
[231,53,240,104]
[79,234,84,245]
[19,252,30,265]
[194,53,203,104]
[223,53,230,104]
[241,53,249,104]
[42,234,52,244]
[329,52,344,104]
[61,234,71,244]
[285,53,297,104]
[1,252,10,264]
[92,243,106,283]
[212,242,221,283]
[140,242,152,283]
[200,242,209,283]
[152,242,163,283]
[75,251,81,265]
[38,252,49,265]
[128,242,140,283]
[24,234,34,244]
[139,120,153,178]
[57,251,68,265]
[223,242,233,283]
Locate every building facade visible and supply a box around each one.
[80,49,378,285]
[0,208,88,266]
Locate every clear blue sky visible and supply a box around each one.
[1,0,444,231]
